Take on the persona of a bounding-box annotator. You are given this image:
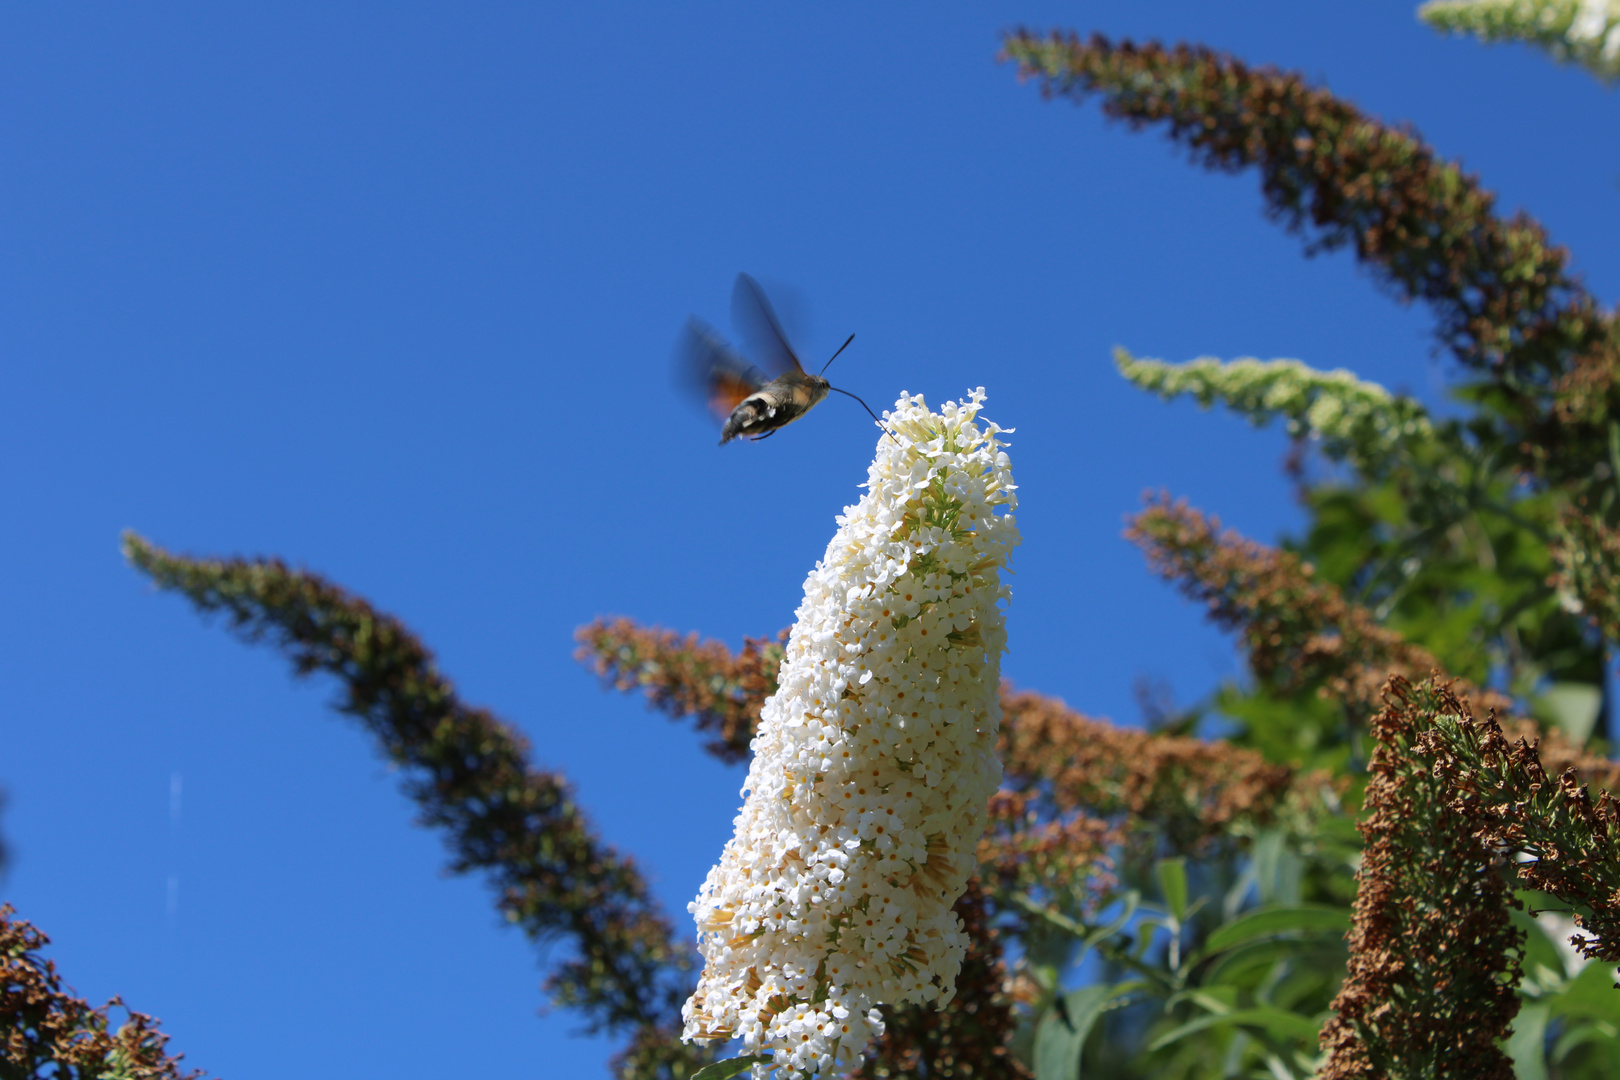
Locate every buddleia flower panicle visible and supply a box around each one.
[1115,350,1433,476]
[1421,0,1620,81]
[681,390,1020,1079]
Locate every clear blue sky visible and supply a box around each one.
[2,3,1616,1076]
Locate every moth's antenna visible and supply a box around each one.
[819,333,895,442]
[818,333,856,376]
[829,385,897,443]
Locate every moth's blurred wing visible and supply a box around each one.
[677,317,766,423]
[732,272,804,377]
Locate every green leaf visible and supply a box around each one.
[690,1055,769,1080]
[1034,984,1130,1080]
[1507,1002,1550,1080]
[1200,904,1349,956]
[1087,890,1141,947]
[1552,1019,1620,1064]
[1550,961,1620,1026]
[1532,683,1603,745]
[1156,857,1189,922]
[1148,1005,1322,1051]
[1250,829,1302,906]
[1202,937,1341,990]
[1183,986,1238,1014]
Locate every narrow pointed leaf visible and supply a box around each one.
[1506,1003,1550,1080]
[690,1055,768,1080]
[1200,904,1349,956]
[1034,984,1128,1080]
[1148,1006,1322,1051]
[1157,857,1190,922]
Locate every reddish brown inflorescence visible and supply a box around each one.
[1411,680,1620,964]
[1127,496,1620,795]
[1,905,203,1080]
[575,617,784,765]
[997,685,1325,854]
[125,536,705,1080]
[1003,30,1620,646]
[1000,31,1615,487]
[1128,495,1478,718]
[1317,678,1524,1080]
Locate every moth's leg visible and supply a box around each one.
[750,430,777,441]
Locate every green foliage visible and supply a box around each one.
[1117,304,1602,750]
[1200,904,1348,954]
[996,829,1349,1080]
[1214,683,1351,774]
[1032,984,1131,1080]
[1288,433,1598,704]
[1537,960,1620,1074]
[1118,345,1611,764]
[689,1056,768,1080]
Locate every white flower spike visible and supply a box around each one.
[681,390,1019,1079]
[1420,0,1620,81]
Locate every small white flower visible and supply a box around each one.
[1571,0,1612,40]
[681,390,1019,1078]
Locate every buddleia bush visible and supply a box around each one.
[12,8,1620,1080]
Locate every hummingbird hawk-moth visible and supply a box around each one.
[679,273,884,444]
